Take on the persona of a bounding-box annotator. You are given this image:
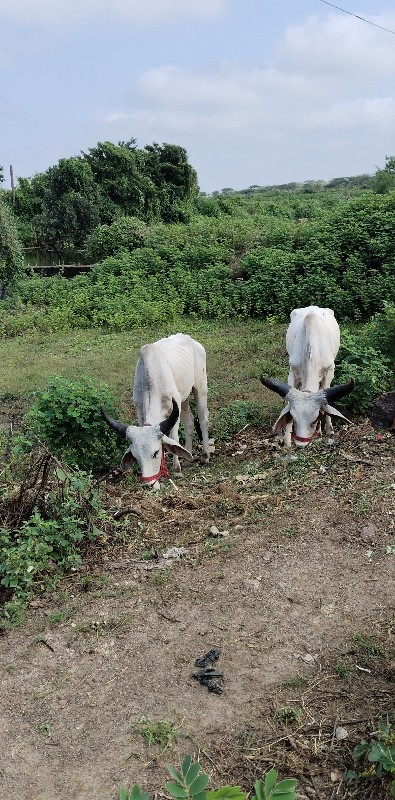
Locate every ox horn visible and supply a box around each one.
[101,408,129,438]
[323,379,355,403]
[159,398,179,435]
[260,376,291,398]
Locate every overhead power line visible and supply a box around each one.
[319,0,395,35]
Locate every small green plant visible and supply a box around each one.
[335,659,352,679]
[253,770,297,800]
[120,758,297,800]
[120,787,151,800]
[352,631,385,662]
[282,674,308,689]
[277,707,301,725]
[134,714,183,751]
[37,722,52,735]
[25,375,124,473]
[347,720,395,796]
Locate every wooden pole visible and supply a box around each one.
[9,164,15,205]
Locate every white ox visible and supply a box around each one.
[260,306,354,447]
[102,333,212,488]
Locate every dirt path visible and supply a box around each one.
[0,425,394,800]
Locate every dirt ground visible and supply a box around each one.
[0,421,394,800]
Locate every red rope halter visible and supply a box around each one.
[140,423,170,483]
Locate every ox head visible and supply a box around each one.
[101,398,192,489]
[260,377,355,447]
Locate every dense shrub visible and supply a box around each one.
[336,304,394,415]
[25,376,125,472]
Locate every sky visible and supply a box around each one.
[1,0,395,194]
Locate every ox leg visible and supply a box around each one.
[181,400,194,457]
[193,388,211,463]
[321,368,335,436]
[283,370,295,447]
[170,418,182,475]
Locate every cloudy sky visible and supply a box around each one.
[1,0,394,193]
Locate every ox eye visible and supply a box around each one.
[153,449,160,458]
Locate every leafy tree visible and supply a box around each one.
[0,198,25,297]
[372,155,395,194]
[143,142,199,221]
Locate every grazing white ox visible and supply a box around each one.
[102,333,212,488]
[260,306,354,447]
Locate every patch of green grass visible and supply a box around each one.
[335,659,353,679]
[277,707,301,725]
[282,674,309,689]
[204,537,232,556]
[47,609,72,625]
[134,714,183,751]
[352,632,385,662]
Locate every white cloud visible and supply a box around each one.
[277,11,395,77]
[305,97,395,131]
[0,0,227,26]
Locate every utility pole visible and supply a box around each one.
[10,164,15,205]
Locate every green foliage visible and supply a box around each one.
[25,376,124,472]
[134,715,182,751]
[253,770,297,800]
[120,758,297,800]
[0,198,25,296]
[120,786,151,800]
[336,305,395,416]
[277,707,301,725]
[212,401,266,440]
[0,469,101,602]
[347,720,395,796]
[84,216,147,261]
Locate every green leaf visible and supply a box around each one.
[182,755,193,776]
[185,762,202,786]
[207,788,246,800]
[167,766,185,785]
[119,789,129,800]
[352,740,369,759]
[188,774,209,796]
[264,770,277,796]
[165,782,188,799]
[55,467,67,481]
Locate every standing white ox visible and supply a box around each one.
[261,306,354,447]
[102,333,212,488]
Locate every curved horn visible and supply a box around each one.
[323,379,355,404]
[260,376,291,398]
[159,398,179,435]
[101,408,129,438]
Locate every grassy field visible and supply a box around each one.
[1,318,394,800]
[0,317,288,422]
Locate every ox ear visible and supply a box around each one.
[121,448,137,472]
[273,404,291,432]
[322,404,352,423]
[161,435,192,460]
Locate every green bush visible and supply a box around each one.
[84,216,148,261]
[0,469,102,603]
[25,376,124,472]
[212,400,266,441]
[335,330,391,415]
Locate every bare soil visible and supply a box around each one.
[0,422,394,800]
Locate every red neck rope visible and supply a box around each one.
[140,424,170,483]
[291,430,319,443]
